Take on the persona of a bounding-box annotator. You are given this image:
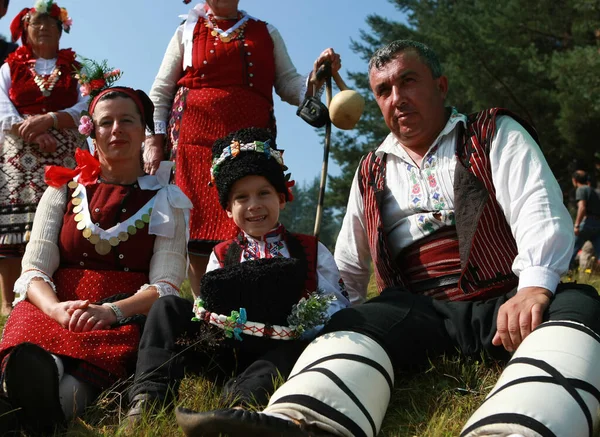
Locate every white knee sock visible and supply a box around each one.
[461,321,600,437]
[58,373,97,421]
[263,331,394,437]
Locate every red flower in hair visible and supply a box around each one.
[90,78,106,90]
[286,179,295,202]
[49,3,61,17]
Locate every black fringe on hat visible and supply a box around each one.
[212,127,289,209]
[200,257,306,326]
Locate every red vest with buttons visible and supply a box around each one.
[360,108,539,301]
[178,17,275,105]
[213,231,318,298]
[6,46,80,116]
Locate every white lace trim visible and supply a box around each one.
[13,270,56,305]
[137,282,179,298]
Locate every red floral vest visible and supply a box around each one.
[6,46,80,115]
[359,108,539,301]
[213,231,318,297]
[178,17,275,105]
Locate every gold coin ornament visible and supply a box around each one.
[127,225,137,235]
[72,198,82,206]
[109,236,120,246]
[89,234,100,245]
[95,239,111,255]
[82,228,93,239]
[135,219,145,229]
[76,221,87,231]
[74,213,84,222]
[118,232,129,242]
[68,181,78,189]
[73,205,83,214]
[71,186,82,197]
[211,30,218,37]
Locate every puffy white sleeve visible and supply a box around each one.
[0,63,23,143]
[205,251,221,274]
[268,23,311,107]
[148,206,187,297]
[149,25,185,134]
[14,186,67,303]
[334,167,372,304]
[489,115,574,294]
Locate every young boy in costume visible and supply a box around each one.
[126,127,349,423]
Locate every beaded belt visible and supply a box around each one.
[193,305,298,341]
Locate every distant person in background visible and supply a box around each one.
[0,0,17,63]
[143,0,341,296]
[0,1,87,316]
[571,169,600,269]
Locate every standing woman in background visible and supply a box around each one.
[0,1,87,315]
[143,0,341,295]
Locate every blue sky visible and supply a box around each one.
[2,0,404,185]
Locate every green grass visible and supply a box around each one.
[1,274,599,436]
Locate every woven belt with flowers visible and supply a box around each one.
[191,292,336,341]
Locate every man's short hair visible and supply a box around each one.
[368,40,442,79]
[572,169,588,184]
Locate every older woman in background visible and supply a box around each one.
[0,1,87,315]
[0,83,190,434]
[143,0,341,295]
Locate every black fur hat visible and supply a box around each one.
[211,127,290,209]
[200,257,306,326]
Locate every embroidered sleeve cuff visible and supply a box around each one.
[137,282,180,298]
[13,269,56,305]
[150,120,167,136]
[517,266,561,294]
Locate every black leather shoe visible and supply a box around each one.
[4,342,65,435]
[175,407,334,437]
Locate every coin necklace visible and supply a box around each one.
[29,64,62,97]
[205,11,250,43]
[69,181,155,255]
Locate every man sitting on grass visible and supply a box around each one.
[175,40,600,437]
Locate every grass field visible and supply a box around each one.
[1,272,599,436]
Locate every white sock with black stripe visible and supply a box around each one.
[263,331,394,437]
[461,321,600,437]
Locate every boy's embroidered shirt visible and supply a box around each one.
[238,223,288,260]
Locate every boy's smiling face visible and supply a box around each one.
[226,175,286,239]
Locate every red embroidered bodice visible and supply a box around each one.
[6,46,80,115]
[177,17,275,105]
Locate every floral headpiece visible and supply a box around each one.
[10,1,72,42]
[210,140,285,184]
[75,58,122,137]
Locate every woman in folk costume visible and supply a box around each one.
[143,0,341,295]
[0,69,191,435]
[0,0,88,316]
